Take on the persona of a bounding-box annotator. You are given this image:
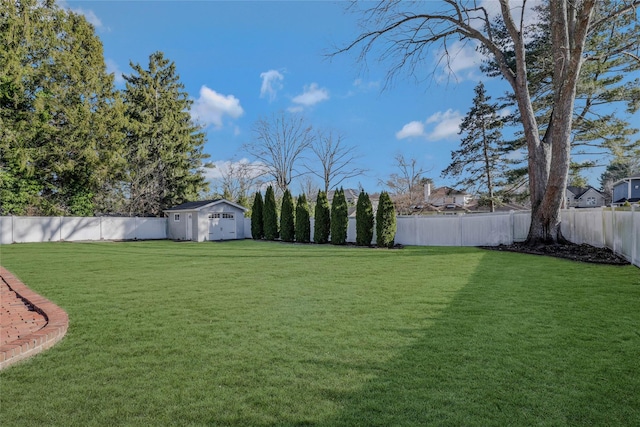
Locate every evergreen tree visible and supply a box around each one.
[441,82,506,212]
[295,193,311,243]
[376,191,396,248]
[250,192,264,240]
[313,191,331,244]
[280,189,295,242]
[123,51,209,216]
[355,191,374,246]
[263,185,279,240]
[0,0,125,215]
[330,188,348,245]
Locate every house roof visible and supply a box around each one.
[164,199,248,212]
[326,188,361,201]
[567,186,604,199]
[430,186,470,197]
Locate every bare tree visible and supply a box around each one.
[299,176,320,199]
[336,0,639,244]
[306,130,368,193]
[212,159,267,203]
[244,111,315,193]
[382,154,429,214]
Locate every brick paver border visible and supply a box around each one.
[0,267,69,370]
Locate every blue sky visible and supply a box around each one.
[63,1,534,194]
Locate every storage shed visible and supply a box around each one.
[164,199,248,241]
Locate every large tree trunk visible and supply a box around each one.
[522,0,595,245]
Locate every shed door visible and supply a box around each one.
[186,213,193,240]
[209,213,236,240]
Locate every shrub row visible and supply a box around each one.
[250,187,396,247]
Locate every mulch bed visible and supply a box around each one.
[481,242,630,265]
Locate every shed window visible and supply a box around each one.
[174,214,180,222]
[587,197,596,205]
[209,212,234,219]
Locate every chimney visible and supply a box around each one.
[424,182,431,202]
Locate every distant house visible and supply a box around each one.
[164,199,248,242]
[565,186,606,208]
[612,175,640,205]
[425,184,473,208]
[311,189,379,216]
[326,188,360,205]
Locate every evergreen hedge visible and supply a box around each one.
[295,193,311,243]
[263,186,279,240]
[330,188,348,245]
[250,192,264,240]
[280,189,295,242]
[355,191,374,246]
[376,191,396,248]
[314,191,331,244]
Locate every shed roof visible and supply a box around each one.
[164,199,248,212]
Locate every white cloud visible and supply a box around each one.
[426,109,463,140]
[59,1,106,31]
[479,0,544,29]
[192,86,244,129]
[396,121,426,140]
[353,78,380,91]
[77,8,104,30]
[291,83,329,108]
[106,59,124,85]
[435,40,486,82]
[396,109,463,141]
[260,70,284,102]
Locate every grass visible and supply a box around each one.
[0,240,639,426]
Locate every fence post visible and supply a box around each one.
[612,207,617,254]
[632,205,637,267]
[508,210,514,244]
[600,207,606,248]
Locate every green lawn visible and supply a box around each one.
[0,240,639,426]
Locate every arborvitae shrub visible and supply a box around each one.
[314,191,330,244]
[376,191,396,248]
[356,191,374,246]
[280,189,295,242]
[295,193,311,243]
[330,188,348,245]
[251,192,264,240]
[263,185,279,240]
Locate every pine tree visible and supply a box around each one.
[441,82,506,212]
[123,51,209,216]
[295,193,311,243]
[263,186,279,240]
[250,192,264,240]
[376,191,396,248]
[330,188,348,245]
[356,191,374,246]
[280,189,295,242]
[0,0,125,215]
[314,191,331,244]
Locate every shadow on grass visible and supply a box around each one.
[318,253,640,426]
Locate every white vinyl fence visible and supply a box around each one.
[2,206,638,267]
[0,216,167,244]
